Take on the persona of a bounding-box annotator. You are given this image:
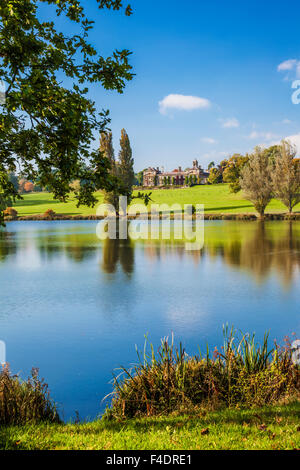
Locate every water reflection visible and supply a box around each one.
[137,221,300,287]
[0,221,299,286]
[0,220,299,420]
[101,238,134,276]
[0,231,17,261]
[207,222,300,286]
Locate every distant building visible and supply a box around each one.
[143,160,209,187]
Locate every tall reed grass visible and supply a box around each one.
[106,327,300,418]
[0,366,60,425]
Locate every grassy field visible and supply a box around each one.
[1,402,299,450]
[13,184,300,217]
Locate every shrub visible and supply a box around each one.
[43,209,56,219]
[106,328,299,418]
[0,366,60,425]
[3,207,18,219]
[24,181,34,192]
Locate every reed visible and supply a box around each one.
[0,366,60,425]
[106,327,299,418]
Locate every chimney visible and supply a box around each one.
[178,166,182,172]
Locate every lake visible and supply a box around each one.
[0,220,299,421]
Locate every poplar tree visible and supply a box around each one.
[118,129,135,192]
[100,132,120,208]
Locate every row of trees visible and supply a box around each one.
[208,141,300,216]
[7,174,42,194]
[208,155,249,189]
[240,141,300,216]
[161,175,199,186]
[99,128,135,210]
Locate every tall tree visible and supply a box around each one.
[272,140,300,213]
[100,131,119,208]
[223,154,249,193]
[240,147,273,218]
[208,167,222,184]
[0,0,133,224]
[118,129,134,192]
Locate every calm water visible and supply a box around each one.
[0,220,299,420]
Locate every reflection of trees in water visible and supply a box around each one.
[141,222,300,286]
[224,222,300,285]
[270,223,300,286]
[143,243,203,267]
[101,238,134,276]
[0,231,17,261]
[0,231,99,263]
[37,235,98,263]
[1,222,299,285]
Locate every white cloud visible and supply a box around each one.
[282,119,292,124]
[220,118,239,129]
[277,59,300,79]
[201,137,217,144]
[248,131,279,141]
[270,133,300,154]
[277,59,297,71]
[256,133,300,155]
[159,94,211,114]
[285,133,300,153]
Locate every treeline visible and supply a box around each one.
[5,174,44,194]
[207,141,300,216]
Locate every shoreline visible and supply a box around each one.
[4,212,300,222]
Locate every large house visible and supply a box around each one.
[143,160,209,187]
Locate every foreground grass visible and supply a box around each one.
[1,402,299,450]
[14,184,300,216]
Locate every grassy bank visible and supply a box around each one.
[1,330,299,450]
[13,184,300,217]
[1,402,299,450]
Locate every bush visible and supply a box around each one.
[43,209,56,219]
[0,366,60,425]
[106,328,300,418]
[24,181,34,192]
[3,207,18,219]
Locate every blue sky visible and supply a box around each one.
[50,1,300,170]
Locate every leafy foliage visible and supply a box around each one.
[272,141,300,213]
[240,147,273,217]
[223,154,249,193]
[0,0,134,224]
[208,167,222,184]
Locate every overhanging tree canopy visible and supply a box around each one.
[0,0,134,223]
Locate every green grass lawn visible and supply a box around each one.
[13,184,300,217]
[1,402,299,450]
